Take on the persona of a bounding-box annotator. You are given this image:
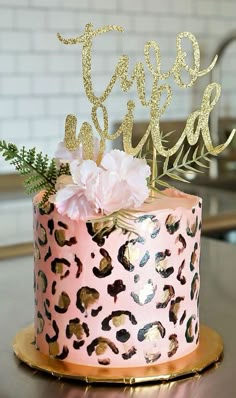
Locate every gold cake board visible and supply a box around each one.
[13,324,223,385]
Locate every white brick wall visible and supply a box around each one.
[1,76,31,95]
[0,31,31,51]
[0,0,236,177]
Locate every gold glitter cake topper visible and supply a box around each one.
[1,23,235,218]
[58,23,235,172]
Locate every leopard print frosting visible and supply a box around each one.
[33,189,201,367]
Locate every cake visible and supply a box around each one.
[0,23,234,373]
[33,188,201,367]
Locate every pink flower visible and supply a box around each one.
[51,149,151,220]
[93,170,131,214]
[50,160,101,220]
[95,150,150,214]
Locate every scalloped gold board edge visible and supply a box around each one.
[13,324,223,385]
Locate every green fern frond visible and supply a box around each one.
[0,140,57,196]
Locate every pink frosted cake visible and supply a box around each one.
[2,25,231,374]
[33,188,201,367]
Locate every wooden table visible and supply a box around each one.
[0,237,236,397]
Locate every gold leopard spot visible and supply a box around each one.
[55,229,66,246]
[112,314,125,327]
[95,342,108,356]
[38,271,47,293]
[49,341,59,356]
[100,257,110,271]
[59,293,70,309]
[34,242,40,260]
[80,288,99,310]
[55,262,63,274]
[69,323,84,340]
[145,325,161,342]
[38,224,47,246]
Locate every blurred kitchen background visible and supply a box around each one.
[0,0,236,257]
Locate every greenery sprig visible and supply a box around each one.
[0,140,70,205]
[151,144,212,191]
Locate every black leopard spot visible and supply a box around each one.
[93,248,113,278]
[155,249,174,278]
[55,346,69,360]
[38,224,47,246]
[46,320,59,343]
[74,255,83,278]
[165,214,180,234]
[168,334,179,357]
[116,329,130,343]
[190,243,198,271]
[138,321,165,342]
[144,352,161,364]
[60,270,70,279]
[190,273,199,300]
[185,315,196,343]
[58,221,68,229]
[122,346,137,360]
[176,234,186,255]
[44,246,52,262]
[91,306,103,317]
[86,221,116,247]
[102,310,137,331]
[107,280,126,302]
[39,202,54,215]
[76,287,99,315]
[169,297,184,324]
[73,340,84,349]
[87,337,119,356]
[179,310,186,325]
[51,281,56,295]
[47,219,54,235]
[66,318,89,350]
[44,299,51,320]
[187,216,198,237]
[54,229,77,247]
[118,240,138,272]
[51,258,70,277]
[156,285,175,309]
[177,260,186,285]
[98,358,110,365]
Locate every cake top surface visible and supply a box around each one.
[139,188,199,213]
